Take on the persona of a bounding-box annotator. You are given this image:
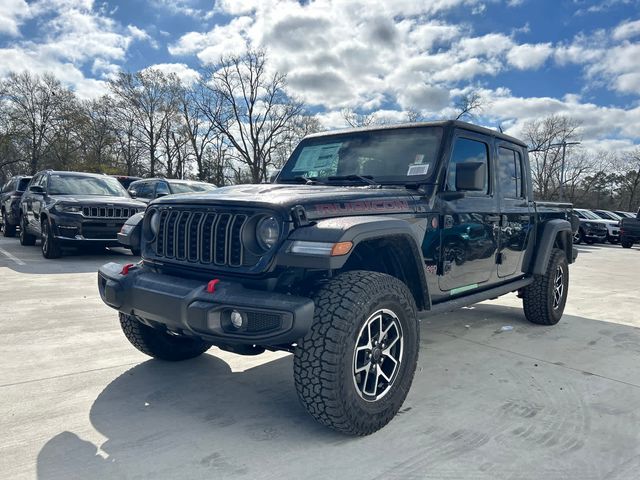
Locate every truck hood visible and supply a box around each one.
[580,218,613,225]
[150,184,418,218]
[51,195,145,207]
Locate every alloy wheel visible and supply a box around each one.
[352,308,404,402]
[553,265,564,310]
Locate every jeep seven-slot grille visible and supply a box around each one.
[82,206,138,219]
[154,210,249,267]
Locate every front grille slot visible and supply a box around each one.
[153,209,251,268]
[82,206,137,219]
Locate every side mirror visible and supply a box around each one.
[29,185,45,194]
[455,162,485,192]
[155,192,168,198]
[129,190,137,198]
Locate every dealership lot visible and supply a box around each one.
[1,238,639,480]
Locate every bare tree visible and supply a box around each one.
[1,72,66,174]
[80,96,116,173]
[200,50,303,183]
[341,108,379,128]
[454,91,483,120]
[616,149,640,210]
[183,83,219,181]
[522,115,581,200]
[109,69,180,176]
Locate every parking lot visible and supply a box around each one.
[1,237,639,480]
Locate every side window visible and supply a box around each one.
[447,137,490,194]
[155,182,170,196]
[135,182,151,199]
[498,147,525,199]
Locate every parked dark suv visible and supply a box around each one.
[1,175,32,237]
[128,178,216,204]
[19,170,145,258]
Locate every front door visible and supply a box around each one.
[438,133,500,294]
[497,144,531,278]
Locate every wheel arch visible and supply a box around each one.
[531,219,574,275]
[277,216,431,310]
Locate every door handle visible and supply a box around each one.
[519,215,530,221]
[485,215,500,222]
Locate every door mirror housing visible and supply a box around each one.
[455,162,485,192]
[155,192,168,198]
[29,185,45,194]
[129,190,137,198]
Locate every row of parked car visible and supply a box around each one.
[572,207,640,248]
[0,170,216,258]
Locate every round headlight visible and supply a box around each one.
[256,216,280,250]
[149,211,161,236]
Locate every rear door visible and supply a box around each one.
[437,132,500,294]
[496,144,531,278]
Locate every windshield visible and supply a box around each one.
[169,182,216,194]
[278,127,443,184]
[577,210,601,220]
[594,211,620,220]
[48,175,129,197]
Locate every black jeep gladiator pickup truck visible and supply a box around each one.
[98,120,576,435]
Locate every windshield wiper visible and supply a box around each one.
[279,175,322,185]
[326,174,378,185]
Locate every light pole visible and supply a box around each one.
[549,141,581,202]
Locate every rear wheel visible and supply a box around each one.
[2,211,16,237]
[19,215,36,246]
[294,271,419,435]
[522,248,568,326]
[41,219,62,259]
[119,313,211,361]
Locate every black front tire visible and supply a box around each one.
[2,212,16,237]
[130,247,141,256]
[621,238,633,248]
[19,216,36,246]
[522,248,568,326]
[294,271,419,436]
[119,313,212,361]
[41,220,62,259]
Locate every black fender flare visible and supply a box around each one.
[531,219,574,275]
[276,215,431,309]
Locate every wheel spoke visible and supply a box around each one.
[352,308,404,402]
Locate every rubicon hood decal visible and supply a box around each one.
[314,199,411,215]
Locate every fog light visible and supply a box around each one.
[230,310,245,329]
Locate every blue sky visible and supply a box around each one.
[1,0,639,151]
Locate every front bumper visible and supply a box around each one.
[52,214,125,244]
[97,263,315,345]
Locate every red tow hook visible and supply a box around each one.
[120,262,141,275]
[206,279,220,293]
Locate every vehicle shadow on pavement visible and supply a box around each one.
[36,354,342,480]
[34,305,640,480]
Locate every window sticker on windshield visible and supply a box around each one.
[414,154,425,164]
[407,164,430,176]
[293,143,342,171]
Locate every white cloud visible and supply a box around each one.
[144,63,201,85]
[0,0,150,98]
[507,43,553,69]
[0,0,30,36]
[612,19,640,40]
